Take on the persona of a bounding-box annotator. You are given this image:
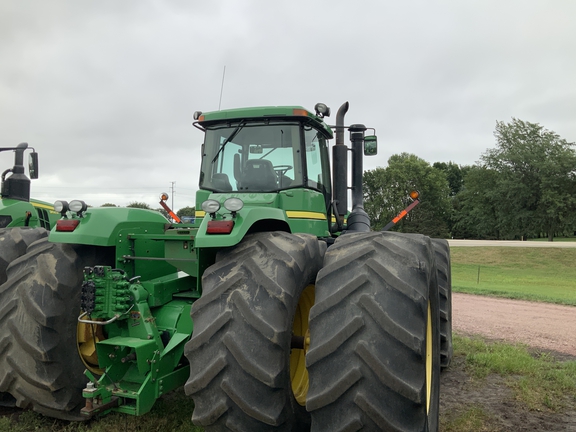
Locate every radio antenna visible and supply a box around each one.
[218,65,226,110]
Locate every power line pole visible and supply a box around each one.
[170,181,176,212]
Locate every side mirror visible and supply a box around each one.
[249,145,263,154]
[29,152,39,179]
[364,135,377,156]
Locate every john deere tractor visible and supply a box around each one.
[0,143,58,283]
[0,103,452,431]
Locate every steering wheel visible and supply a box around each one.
[273,165,293,177]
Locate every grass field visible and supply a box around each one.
[450,247,576,305]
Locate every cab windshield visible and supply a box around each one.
[200,121,330,194]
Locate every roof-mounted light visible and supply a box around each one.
[193,111,203,120]
[292,109,309,117]
[314,103,331,118]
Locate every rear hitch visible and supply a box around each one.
[80,371,120,419]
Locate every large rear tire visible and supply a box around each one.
[0,238,111,420]
[0,227,48,284]
[431,238,453,369]
[0,227,48,407]
[185,232,325,431]
[306,232,441,432]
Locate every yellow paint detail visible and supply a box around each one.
[286,211,326,220]
[330,216,347,224]
[290,284,314,406]
[31,202,55,211]
[426,301,432,413]
[195,211,205,218]
[77,320,105,375]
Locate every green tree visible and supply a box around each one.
[126,201,151,209]
[452,166,502,239]
[363,153,451,237]
[432,162,472,235]
[100,203,117,207]
[176,206,196,218]
[126,201,171,220]
[432,161,465,197]
[481,118,576,240]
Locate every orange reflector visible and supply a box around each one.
[198,115,205,121]
[409,190,420,200]
[292,109,309,117]
[207,220,234,234]
[56,219,80,232]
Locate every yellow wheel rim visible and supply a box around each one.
[77,320,105,375]
[290,284,314,406]
[426,301,432,413]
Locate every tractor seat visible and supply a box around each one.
[239,159,278,191]
[212,173,233,192]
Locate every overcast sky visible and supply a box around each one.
[1,1,574,210]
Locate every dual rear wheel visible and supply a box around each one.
[185,231,442,432]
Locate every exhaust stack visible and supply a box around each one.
[333,102,349,219]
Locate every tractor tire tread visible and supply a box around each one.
[307,231,440,432]
[185,231,324,431]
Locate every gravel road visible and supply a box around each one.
[449,239,576,248]
[453,292,576,357]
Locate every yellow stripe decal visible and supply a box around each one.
[330,216,348,223]
[286,211,326,220]
[195,211,205,218]
[32,203,55,211]
[196,210,325,220]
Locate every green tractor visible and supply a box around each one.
[0,103,452,431]
[0,143,58,284]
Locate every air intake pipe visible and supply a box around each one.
[1,143,31,201]
[346,124,370,232]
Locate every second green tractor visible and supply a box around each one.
[0,143,58,282]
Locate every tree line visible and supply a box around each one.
[363,118,576,241]
[100,202,195,222]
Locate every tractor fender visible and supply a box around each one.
[0,199,56,229]
[48,207,169,246]
[194,206,289,248]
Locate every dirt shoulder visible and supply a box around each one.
[452,292,576,357]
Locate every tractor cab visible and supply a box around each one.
[197,107,333,197]
[194,106,335,238]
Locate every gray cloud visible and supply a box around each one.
[1,0,574,210]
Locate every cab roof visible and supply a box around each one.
[196,106,333,139]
